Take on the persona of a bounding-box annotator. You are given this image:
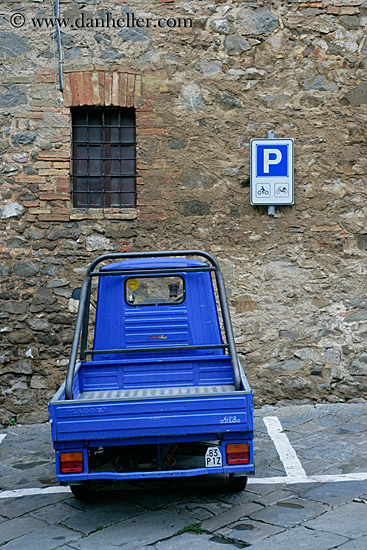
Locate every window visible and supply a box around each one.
[71,107,136,208]
[125,276,185,306]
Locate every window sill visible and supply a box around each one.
[70,208,138,221]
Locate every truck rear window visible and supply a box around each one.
[125,276,185,306]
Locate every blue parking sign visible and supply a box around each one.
[250,138,294,205]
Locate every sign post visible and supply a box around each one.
[250,131,294,215]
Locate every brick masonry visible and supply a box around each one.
[0,0,366,425]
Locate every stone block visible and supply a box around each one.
[8,330,33,344]
[294,348,312,361]
[236,7,278,37]
[265,359,303,371]
[236,296,257,313]
[1,359,33,375]
[70,511,193,549]
[119,73,127,106]
[119,27,151,42]
[182,201,211,216]
[3,301,27,315]
[0,202,25,219]
[343,82,367,106]
[279,330,299,341]
[195,59,222,75]
[12,153,28,163]
[14,261,39,277]
[249,498,328,527]
[217,518,284,545]
[127,73,135,107]
[303,502,367,537]
[0,32,29,58]
[224,35,251,55]
[300,481,367,506]
[11,132,37,146]
[349,353,367,376]
[245,526,348,550]
[324,348,341,365]
[30,288,59,314]
[62,500,143,534]
[210,19,234,35]
[30,375,47,389]
[0,517,45,546]
[85,234,113,251]
[0,85,27,107]
[219,91,243,109]
[156,533,237,549]
[302,75,338,92]
[344,309,367,323]
[178,82,204,112]
[0,524,80,550]
[340,16,360,30]
[332,538,367,550]
[182,169,210,189]
[201,502,262,532]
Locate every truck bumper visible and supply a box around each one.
[58,463,254,483]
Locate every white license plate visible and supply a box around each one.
[205,447,222,467]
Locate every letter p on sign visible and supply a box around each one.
[263,149,282,173]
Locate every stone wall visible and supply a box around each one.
[0,0,366,425]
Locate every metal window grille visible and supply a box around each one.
[71,107,136,208]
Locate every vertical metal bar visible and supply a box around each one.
[71,110,75,207]
[133,109,136,207]
[157,445,162,470]
[102,109,105,208]
[118,109,121,207]
[267,129,275,217]
[105,110,112,208]
[86,110,90,209]
[54,0,63,92]
[65,277,91,400]
[214,270,241,390]
[79,278,92,362]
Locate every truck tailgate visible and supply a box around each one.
[50,391,253,442]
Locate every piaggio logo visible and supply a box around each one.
[147,335,168,340]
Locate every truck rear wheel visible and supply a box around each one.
[228,474,247,492]
[70,482,91,500]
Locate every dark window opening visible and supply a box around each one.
[71,107,136,208]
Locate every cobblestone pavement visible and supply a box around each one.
[0,403,366,549]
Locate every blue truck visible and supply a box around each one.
[49,250,254,498]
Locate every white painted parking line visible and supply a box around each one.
[0,435,6,445]
[0,486,72,499]
[248,472,367,485]
[263,416,307,480]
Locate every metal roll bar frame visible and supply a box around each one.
[65,250,241,399]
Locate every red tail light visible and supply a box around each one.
[226,443,250,465]
[60,452,84,473]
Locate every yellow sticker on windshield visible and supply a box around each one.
[127,278,139,291]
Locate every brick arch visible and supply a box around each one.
[63,70,142,108]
